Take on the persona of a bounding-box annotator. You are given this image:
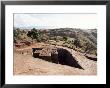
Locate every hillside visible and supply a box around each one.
[13,28,97,75]
[14,28,97,55]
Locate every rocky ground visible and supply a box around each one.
[14,43,97,75]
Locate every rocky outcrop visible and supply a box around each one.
[32,47,83,69]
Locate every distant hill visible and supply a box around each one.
[14,27,97,55]
[48,28,97,45]
[46,28,97,55]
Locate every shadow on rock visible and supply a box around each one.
[57,48,84,70]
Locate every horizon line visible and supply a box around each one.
[14,26,97,30]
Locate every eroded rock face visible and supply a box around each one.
[32,48,83,69]
[51,50,58,64]
[57,48,83,69]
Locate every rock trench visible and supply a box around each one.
[32,48,84,70]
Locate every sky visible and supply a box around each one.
[14,13,97,29]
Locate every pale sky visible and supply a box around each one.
[14,13,97,29]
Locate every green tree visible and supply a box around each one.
[84,42,96,54]
[14,28,20,38]
[27,28,40,41]
[63,36,68,41]
[74,38,80,48]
